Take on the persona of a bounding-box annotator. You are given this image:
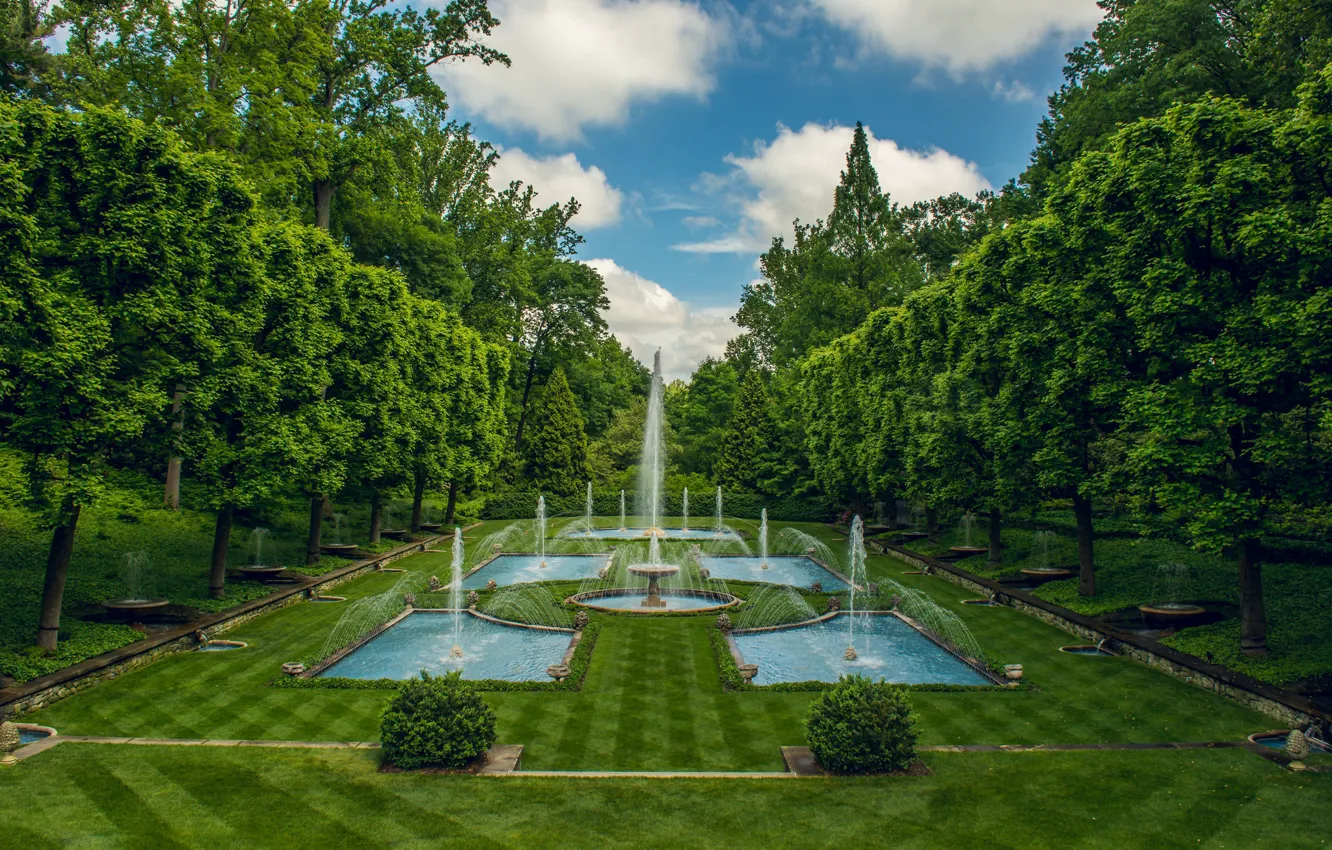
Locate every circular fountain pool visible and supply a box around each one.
[568,588,738,613]
[199,640,247,651]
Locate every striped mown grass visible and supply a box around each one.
[26,522,1273,771]
[1,743,1328,847]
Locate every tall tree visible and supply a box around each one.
[716,370,778,493]
[522,367,589,497]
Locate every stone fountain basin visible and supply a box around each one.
[567,588,739,614]
[626,564,681,579]
[949,546,989,557]
[237,565,287,579]
[1138,603,1208,624]
[102,598,170,618]
[319,543,360,556]
[380,529,411,541]
[418,523,442,532]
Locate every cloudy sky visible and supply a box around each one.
[447,1,1107,378]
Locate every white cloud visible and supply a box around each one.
[991,79,1036,103]
[810,0,1103,74]
[438,0,728,142]
[676,122,992,254]
[586,258,740,379]
[682,215,721,230]
[489,148,623,229]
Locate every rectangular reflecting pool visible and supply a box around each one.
[702,555,849,590]
[318,612,571,681]
[581,528,742,541]
[460,554,608,589]
[733,614,989,686]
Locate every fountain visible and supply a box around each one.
[320,512,359,556]
[845,516,867,660]
[716,486,723,536]
[949,512,988,558]
[238,528,287,580]
[619,489,627,531]
[759,508,769,568]
[636,350,666,539]
[103,552,169,618]
[450,527,464,658]
[381,505,409,541]
[584,481,595,536]
[537,495,547,568]
[1139,563,1207,624]
[1021,530,1073,582]
[682,487,689,532]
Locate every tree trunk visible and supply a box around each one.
[306,496,324,566]
[36,502,81,651]
[164,383,186,510]
[411,473,425,531]
[369,492,382,544]
[987,508,1003,567]
[445,481,459,526]
[314,179,334,231]
[1238,537,1267,656]
[1074,492,1095,596]
[513,349,543,453]
[886,501,898,532]
[210,504,234,598]
[925,506,940,543]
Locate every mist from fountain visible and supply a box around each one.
[716,487,723,535]
[331,513,346,544]
[759,508,769,568]
[846,516,867,659]
[620,490,626,531]
[537,495,547,567]
[682,487,689,532]
[585,481,594,536]
[249,527,271,567]
[736,583,817,630]
[637,350,665,539]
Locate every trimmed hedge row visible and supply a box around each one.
[481,490,838,523]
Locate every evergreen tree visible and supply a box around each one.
[716,370,776,492]
[522,367,589,497]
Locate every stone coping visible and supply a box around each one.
[301,608,582,680]
[878,541,1328,726]
[567,587,739,614]
[727,610,1003,686]
[0,529,467,716]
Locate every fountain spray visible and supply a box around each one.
[759,508,769,568]
[620,489,626,531]
[585,480,594,536]
[639,350,665,539]
[450,527,464,659]
[682,487,689,532]
[846,516,866,660]
[716,486,723,536]
[537,495,547,568]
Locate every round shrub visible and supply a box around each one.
[806,674,918,774]
[380,670,497,770]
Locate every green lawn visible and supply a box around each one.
[28,522,1273,770]
[2,744,1327,848]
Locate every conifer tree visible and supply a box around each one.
[522,367,589,497]
[716,370,775,491]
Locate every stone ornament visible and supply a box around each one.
[699,567,711,580]
[467,591,480,608]
[573,611,589,630]
[0,720,20,754]
[485,579,497,591]
[811,582,823,594]
[546,664,570,682]
[403,593,416,608]
[281,662,305,676]
[827,597,841,613]
[737,663,758,684]
[428,576,443,592]
[716,613,732,632]
[867,583,880,596]
[1285,729,1311,761]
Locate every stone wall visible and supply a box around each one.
[1,529,474,718]
[877,542,1323,728]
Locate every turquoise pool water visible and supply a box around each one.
[318,612,571,681]
[19,729,50,745]
[581,528,741,541]
[702,555,848,590]
[733,615,989,686]
[460,554,608,589]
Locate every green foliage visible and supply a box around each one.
[379,670,497,770]
[716,371,777,492]
[806,675,919,774]
[522,367,589,497]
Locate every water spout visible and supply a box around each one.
[451,527,464,658]
[716,487,723,536]
[638,350,665,538]
[620,489,626,531]
[759,508,769,568]
[682,487,689,532]
[585,481,594,536]
[848,516,867,656]
[537,495,547,568]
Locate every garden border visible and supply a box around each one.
[875,540,1326,727]
[0,526,479,718]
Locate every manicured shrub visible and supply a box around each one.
[806,674,918,774]
[380,670,497,769]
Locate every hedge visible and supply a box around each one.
[481,490,838,523]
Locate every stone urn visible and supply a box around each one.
[811,582,823,594]
[867,583,880,596]
[0,719,20,761]
[403,593,416,609]
[193,629,208,646]
[699,567,711,580]
[1004,664,1024,682]
[573,611,590,630]
[716,612,733,632]
[485,579,497,591]
[890,594,902,610]
[281,662,306,677]
[1286,729,1311,766]
[598,566,611,580]
[492,543,503,554]
[467,590,480,609]
[737,664,759,685]
[428,576,443,592]
[807,547,817,556]
[826,596,841,613]
[546,664,571,682]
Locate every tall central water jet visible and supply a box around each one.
[619,489,626,531]
[845,516,867,660]
[682,487,689,532]
[637,350,666,540]
[759,508,769,568]
[716,487,723,536]
[585,481,594,536]
[450,527,464,658]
